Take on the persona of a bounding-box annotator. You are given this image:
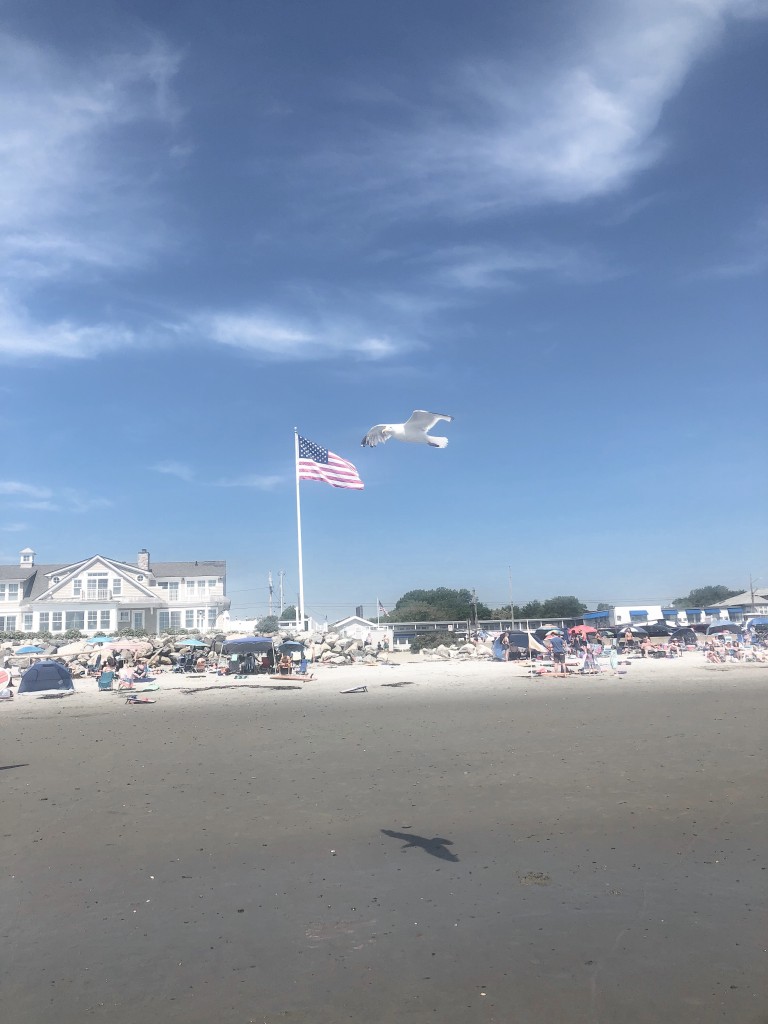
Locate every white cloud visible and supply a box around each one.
[0,292,138,358]
[197,311,401,361]
[0,481,51,499]
[693,206,768,279]
[325,0,766,213]
[152,462,284,490]
[152,461,196,482]
[0,32,181,279]
[1,522,28,532]
[213,475,284,490]
[429,244,616,290]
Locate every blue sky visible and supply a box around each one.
[0,0,766,620]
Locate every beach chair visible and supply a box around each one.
[97,670,116,691]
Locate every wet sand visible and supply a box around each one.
[2,659,767,1023]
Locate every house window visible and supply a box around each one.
[208,608,217,627]
[0,615,17,630]
[185,610,194,628]
[100,611,110,630]
[112,579,122,596]
[23,613,33,631]
[87,611,98,629]
[208,579,217,588]
[87,574,109,599]
[119,611,130,623]
[159,611,169,631]
[168,583,179,600]
[171,611,181,629]
[8,583,19,601]
[197,580,206,593]
[197,609,205,627]
[0,585,5,601]
[65,611,85,631]
[52,612,63,631]
[39,612,50,631]
[73,579,82,596]
[186,581,195,596]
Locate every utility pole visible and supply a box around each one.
[471,588,478,627]
[508,565,514,626]
[750,573,756,614]
[278,570,285,614]
[268,571,273,617]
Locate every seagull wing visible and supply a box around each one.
[403,410,454,435]
[361,423,392,447]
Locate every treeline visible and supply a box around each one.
[384,588,588,623]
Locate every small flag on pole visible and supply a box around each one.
[378,599,389,617]
[298,436,364,490]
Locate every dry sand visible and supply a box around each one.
[1,655,766,1023]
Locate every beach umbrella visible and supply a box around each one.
[15,645,45,654]
[87,636,116,645]
[706,621,740,634]
[177,637,209,647]
[56,639,92,656]
[617,625,648,636]
[569,625,597,637]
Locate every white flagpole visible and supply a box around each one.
[294,429,305,629]
[376,598,380,627]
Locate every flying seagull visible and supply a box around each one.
[361,410,454,448]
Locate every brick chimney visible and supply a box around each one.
[137,549,150,571]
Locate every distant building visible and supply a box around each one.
[0,547,230,635]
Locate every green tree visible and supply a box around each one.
[541,596,587,618]
[388,587,491,622]
[256,615,279,633]
[672,585,740,608]
[596,602,612,611]
[281,605,298,622]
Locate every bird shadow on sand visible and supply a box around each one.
[381,829,459,862]
[0,764,29,772]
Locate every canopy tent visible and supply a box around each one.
[19,660,74,694]
[492,631,546,659]
[670,627,698,644]
[221,636,275,655]
[706,621,741,634]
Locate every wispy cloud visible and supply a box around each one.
[0,31,182,281]
[317,0,766,215]
[152,461,196,482]
[1,522,28,533]
[693,207,768,279]
[0,479,110,513]
[0,292,139,359]
[214,475,284,490]
[152,462,284,490]
[0,481,51,499]
[428,243,617,290]
[196,311,401,362]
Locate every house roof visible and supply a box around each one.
[714,589,768,607]
[150,561,226,578]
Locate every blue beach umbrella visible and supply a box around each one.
[16,645,45,654]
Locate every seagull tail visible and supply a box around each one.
[428,437,449,448]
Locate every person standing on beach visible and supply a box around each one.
[546,631,567,676]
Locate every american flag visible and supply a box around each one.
[298,436,364,490]
[378,599,389,617]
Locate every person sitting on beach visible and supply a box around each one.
[117,664,136,689]
[640,637,652,659]
[195,656,207,674]
[277,653,293,676]
[0,683,13,700]
[133,660,148,681]
[705,643,723,664]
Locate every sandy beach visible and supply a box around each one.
[2,655,766,1023]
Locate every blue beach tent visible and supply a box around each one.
[18,660,74,694]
